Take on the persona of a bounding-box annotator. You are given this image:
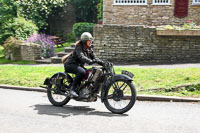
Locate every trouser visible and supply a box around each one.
[64,64,86,88]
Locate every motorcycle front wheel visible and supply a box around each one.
[47,74,71,106]
[104,80,137,114]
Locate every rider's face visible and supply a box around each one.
[86,40,92,48]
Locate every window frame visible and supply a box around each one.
[192,0,200,5]
[151,0,171,5]
[113,0,148,6]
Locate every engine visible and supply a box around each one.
[78,68,104,102]
[79,83,97,102]
[91,69,103,82]
[79,84,91,98]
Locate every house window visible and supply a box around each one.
[192,0,200,5]
[114,0,148,5]
[152,0,171,5]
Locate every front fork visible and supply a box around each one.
[100,76,114,103]
[100,74,133,103]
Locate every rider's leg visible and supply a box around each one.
[64,64,86,97]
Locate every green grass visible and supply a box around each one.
[0,65,63,87]
[0,57,36,64]
[115,67,200,90]
[0,65,199,97]
[138,84,200,98]
[55,42,73,53]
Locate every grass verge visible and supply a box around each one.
[0,57,36,64]
[138,84,200,98]
[0,65,199,97]
[55,42,73,53]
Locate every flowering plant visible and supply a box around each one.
[183,20,197,30]
[25,33,55,58]
[157,20,200,31]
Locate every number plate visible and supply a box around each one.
[121,70,134,78]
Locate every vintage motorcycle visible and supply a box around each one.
[42,61,136,114]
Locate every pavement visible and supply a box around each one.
[0,63,200,102]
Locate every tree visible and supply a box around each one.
[17,0,70,30]
[71,0,100,23]
[0,0,18,44]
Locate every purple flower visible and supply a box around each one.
[25,33,56,58]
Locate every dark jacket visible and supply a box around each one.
[65,43,97,67]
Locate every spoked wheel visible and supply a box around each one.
[47,74,72,106]
[104,80,137,114]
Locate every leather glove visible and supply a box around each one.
[97,60,104,66]
[93,58,104,66]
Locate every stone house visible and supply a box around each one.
[103,0,200,26]
[93,0,200,64]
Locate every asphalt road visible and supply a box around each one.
[0,89,200,133]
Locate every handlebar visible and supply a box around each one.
[102,61,115,75]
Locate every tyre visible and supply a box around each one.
[47,74,71,106]
[104,80,137,114]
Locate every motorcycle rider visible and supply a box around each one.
[64,32,104,97]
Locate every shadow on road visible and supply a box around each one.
[32,104,128,118]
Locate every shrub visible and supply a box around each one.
[0,17,38,45]
[0,0,18,45]
[25,34,55,58]
[17,0,70,29]
[66,32,76,42]
[13,17,38,40]
[0,45,4,57]
[97,0,103,20]
[73,22,94,38]
[3,37,23,59]
[0,0,17,23]
[71,0,99,23]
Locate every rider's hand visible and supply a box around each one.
[98,60,104,66]
[92,59,104,66]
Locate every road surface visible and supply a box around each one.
[0,89,199,133]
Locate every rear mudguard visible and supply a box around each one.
[51,72,67,78]
[43,72,73,86]
[101,74,133,102]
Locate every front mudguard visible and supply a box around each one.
[113,74,133,82]
[101,74,133,102]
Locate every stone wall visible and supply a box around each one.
[9,43,41,61]
[20,43,41,61]
[103,0,200,26]
[10,48,22,61]
[93,24,200,64]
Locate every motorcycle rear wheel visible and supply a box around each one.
[104,80,136,114]
[47,74,71,106]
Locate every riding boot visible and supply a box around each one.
[69,86,79,97]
